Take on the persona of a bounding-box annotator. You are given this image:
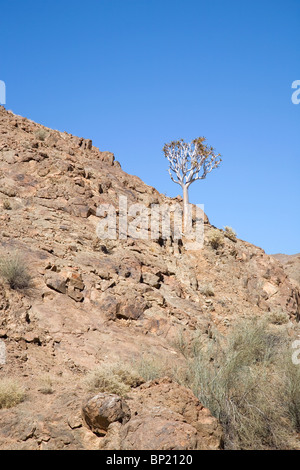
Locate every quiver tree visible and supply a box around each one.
[163,137,222,226]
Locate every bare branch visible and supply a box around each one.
[163,137,222,191]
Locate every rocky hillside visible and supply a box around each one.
[0,106,299,450]
[272,254,300,288]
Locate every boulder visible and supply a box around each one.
[82,393,131,436]
[142,272,161,288]
[45,273,67,294]
[117,295,148,320]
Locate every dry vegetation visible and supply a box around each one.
[38,375,54,395]
[207,230,224,250]
[224,226,237,242]
[34,129,48,141]
[2,200,11,210]
[84,363,144,397]
[171,318,300,449]
[0,251,31,290]
[107,319,300,450]
[0,379,25,409]
[198,283,215,297]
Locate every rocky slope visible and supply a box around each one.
[0,106,299,450]
[272,254,300,288]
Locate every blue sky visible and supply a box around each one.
[1,0,299,254]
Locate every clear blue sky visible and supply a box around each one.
[1,0,299,254]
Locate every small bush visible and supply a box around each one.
[281,354,300,432]
[208,230,224,250]
[266,309,290,325]
[112,364,144,388]
[38,375,54,395]
[0,378,25,409]
[198,283,215,297]
[84,324,300,450]
[135,355,167,382]
[171,329,202,359]
[183,318,298,449]
[0,252,31,289]
[224,226,237,242]
[34,129,48,141]
[84,363,144,397]
[171,329,190,358]
[3,200,11,210]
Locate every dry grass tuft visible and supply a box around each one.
[198,283,215,297]
[38,375,54,395]
[224,226,237,242]
[84,363,144,397]
[208,230,224,250]
[0,251,31,289]
[34,129,48,141]
[180,318,300,449]
[0,378,25,409]
[3,200,12,210]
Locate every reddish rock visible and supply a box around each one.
[82,393,131,436]
[45,273,67,294]
[98,378,223,450]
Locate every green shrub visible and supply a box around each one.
[84,321,300,449]
[0,251,31,289]
[171,329,190,358]
[0,378,25,409]
[171,329,202,360]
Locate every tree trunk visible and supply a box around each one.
[182,184,190,232]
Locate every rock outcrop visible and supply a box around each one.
[0,106,299,450]
[86,378,223,450]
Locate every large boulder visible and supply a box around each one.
[82,393,131,436]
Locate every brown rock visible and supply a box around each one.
[67,272,85,291]
[142,272,161,288]
[99,378,223,450]
[126,378,223,450]
[120,413,199,450]
[67,286,84,302]
[0,106,298,451]
[98,151,115,166]
[45,273,67,294]
[82,393,131,436]
[117,296,148,320]
[100,295,121,320]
